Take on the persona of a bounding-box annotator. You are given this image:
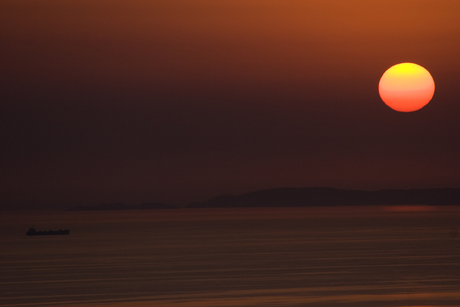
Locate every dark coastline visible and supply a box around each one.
[67,202,176,211]
[187,187,460,208]
[2,187,460,212]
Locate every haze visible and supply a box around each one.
[1,0,460,209]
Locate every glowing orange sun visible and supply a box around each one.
[378,63,435,112]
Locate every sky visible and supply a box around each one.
[1,0,460,210]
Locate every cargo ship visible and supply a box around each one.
[26,227,70,236]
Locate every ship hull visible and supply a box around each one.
[26,229,70,236]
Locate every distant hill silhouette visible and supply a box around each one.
[186,187,460,208]
[68,202,176,211]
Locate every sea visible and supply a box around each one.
[1,206,460,307]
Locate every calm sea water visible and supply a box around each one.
[1,206,460,307]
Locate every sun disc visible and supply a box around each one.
[378,63,435,112]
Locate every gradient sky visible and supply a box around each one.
[1,0,460,209]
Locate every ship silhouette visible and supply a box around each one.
[26,227,70,236]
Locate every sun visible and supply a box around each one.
[378,63,435,112]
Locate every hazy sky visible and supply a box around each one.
[1,0,460,209]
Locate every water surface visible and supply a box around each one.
[1,206,459,306]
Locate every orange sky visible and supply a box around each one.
[3,1,459,86]
[1,0,460,208]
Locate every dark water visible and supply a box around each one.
[1,206,460,307]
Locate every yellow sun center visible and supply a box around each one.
[378,63,435,112]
